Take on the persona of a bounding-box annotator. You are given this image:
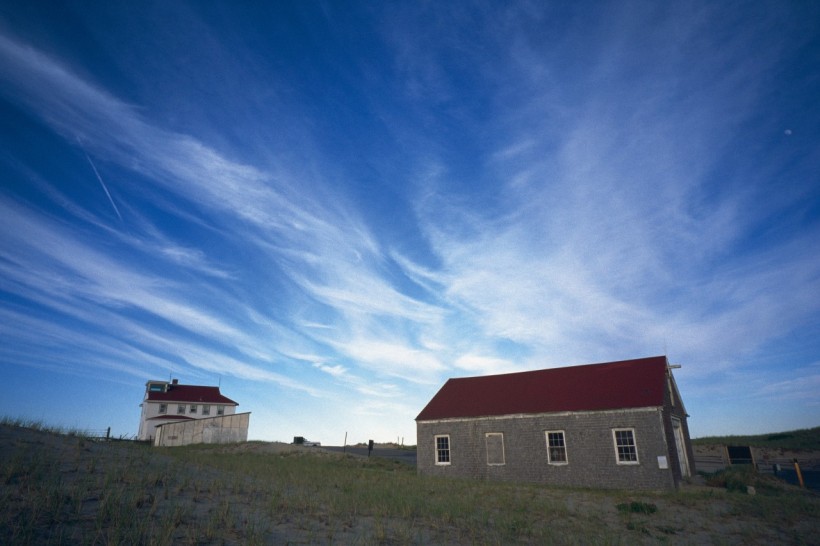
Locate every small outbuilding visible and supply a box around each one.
[415,356,694,490]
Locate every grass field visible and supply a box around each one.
[692,426,820,451]
[2,419,819,545]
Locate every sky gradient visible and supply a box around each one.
[1,2,818,444]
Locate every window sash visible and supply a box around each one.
[546,431,568,464]
[435,435,450,464]
[613,429,639,464]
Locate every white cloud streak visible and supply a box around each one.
[0,30,449,390]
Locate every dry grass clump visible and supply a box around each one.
[2,420,819,545]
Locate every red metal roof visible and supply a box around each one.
[146,384,238,405]
[416,356,669,421]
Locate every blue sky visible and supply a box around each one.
[1,2,818,444]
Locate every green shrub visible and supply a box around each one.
[617,501,657,514]
[705,466,784,494]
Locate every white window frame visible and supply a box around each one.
[177,404,186,415]
[485,432,505,466]
[158,403,167,414]
[202,405,210,416]
[545,430,568,465]
[217,405,225,415]
[435,434,451,465]
[612,428,639,465]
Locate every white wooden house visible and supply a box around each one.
[137,379,240,443]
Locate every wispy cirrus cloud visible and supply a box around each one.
[756,369,820,404]
[454,354,521,376]
[385,2,820,381]
[1,2,818,442]
[0,30,449,391]
[0,199,238,340]
[328,334,446,384]
[0,197,320,392]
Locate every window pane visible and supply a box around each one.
[614,429,638,462]
[436,436,450,463]
[547,431,567,463]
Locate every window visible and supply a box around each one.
[613,429,639,464]
[158,404,167,414]
[189,404,197,414]
[177,405,186,414]
[202,405,210,416]
[435,435,450,465]
[485,433,505,465]
[149,383,165,392]
[546,431,568,464]
[217,405,225,415]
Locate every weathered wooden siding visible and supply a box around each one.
[154,412,250,447]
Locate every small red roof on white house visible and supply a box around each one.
[146,384,238,405]
[416,356,669,421]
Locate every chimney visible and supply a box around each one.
[172,378,178,385]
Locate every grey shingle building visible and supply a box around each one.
[416,356,694,490]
